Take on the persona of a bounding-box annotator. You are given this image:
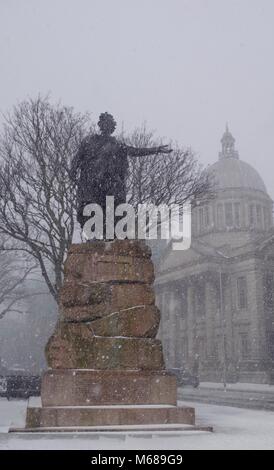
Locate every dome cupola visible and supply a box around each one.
[212,126,266,193]
[192,126,273,245]
[219,123,239,160]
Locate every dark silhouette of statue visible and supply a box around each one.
[70,112,172,230]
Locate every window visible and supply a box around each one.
[225,202,233,227]
[256,205,262,228]
[263,207,270,229]
[182,338,188,359]
[204,206,210,227]
[265,273,274,309]
[240,333,249,359]
[217,204,224,228]
[211,341,219,359]
[181,286,188,317]
[249,204,255,227]
[237,277,248,309]
[193,283,205,317]
[234,202,240,228]
[173,284,188,319]
[268,332,274,361]
[198,337,206,359]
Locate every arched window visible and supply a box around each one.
[237,277,248,309]
[263,207,270,229]
[249,204,255,228]
[217,204,224,229]
[256,205,262,228]
[225,202,233,227]
[234,202,240,228]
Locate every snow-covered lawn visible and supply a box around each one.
[0,398,274,449]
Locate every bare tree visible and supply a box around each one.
[0,96,89,302]
[0,238,43,319]
[124,126,212,208]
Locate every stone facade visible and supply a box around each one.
[156,127,274,384]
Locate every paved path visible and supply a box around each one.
[178,383,274,410]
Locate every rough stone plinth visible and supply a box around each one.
[67,240,152,257]
[60,283,155,321]
[64,240,154,284]
[46,241,163,371]
[46,330,164,370]
[41,370,177,406]
[86,305,160,338]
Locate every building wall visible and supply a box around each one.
[156,239,274,383]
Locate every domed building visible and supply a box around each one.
[192,125,272,246]
[156,127,274,383]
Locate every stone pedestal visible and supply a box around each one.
[22,240,203,431]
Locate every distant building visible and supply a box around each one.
[156,126,274,383]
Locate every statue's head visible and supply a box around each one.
[98,112,116,136]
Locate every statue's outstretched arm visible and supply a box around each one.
[126,144,172,157]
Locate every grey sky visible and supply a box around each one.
[0,0,274,196]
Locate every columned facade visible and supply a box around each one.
[156,127,274,383]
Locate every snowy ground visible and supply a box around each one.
[199,382,274,393]
[0,398,274,449]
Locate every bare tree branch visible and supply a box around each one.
[0,96,89,302]
[123,125,213,208]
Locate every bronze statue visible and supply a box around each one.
[70,112,172,230]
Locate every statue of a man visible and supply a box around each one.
[70,112,172,230]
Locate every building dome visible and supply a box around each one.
[207,124,267,194]
[208,158,267,193]
[192,125,272,242]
